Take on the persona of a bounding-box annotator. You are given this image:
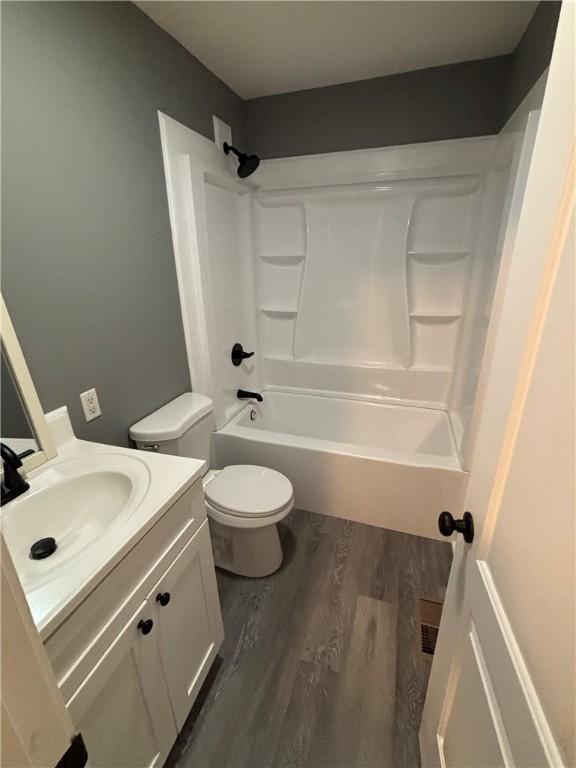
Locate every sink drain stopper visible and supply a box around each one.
[30,537,57,560]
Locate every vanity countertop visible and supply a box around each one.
[1,407,206,639]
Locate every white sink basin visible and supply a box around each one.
[2,454,150,591]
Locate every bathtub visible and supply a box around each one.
[213,390,468,540]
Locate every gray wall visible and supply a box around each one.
[1,357,34,439]
[503,0,561,119]
[245,57,510,159]
[1,1,244,446]
[244,1,561,159]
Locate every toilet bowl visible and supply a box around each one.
[129,393,293,577]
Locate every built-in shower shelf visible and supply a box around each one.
[409,364,452,373]
[259,254,306,265]
[409,312,462,320]
[259,307,298,316]
[263,353,295,362]
[407,250,469,265]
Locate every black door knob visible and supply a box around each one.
[231,343,255,366]
[137,618,154,635]
[156,592,171,607]
[438,511,474,543]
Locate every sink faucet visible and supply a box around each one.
[237,389,263,403]
[1,442,30,505]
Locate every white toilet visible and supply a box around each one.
[129,393,294,577]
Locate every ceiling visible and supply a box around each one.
[135,1,537,100]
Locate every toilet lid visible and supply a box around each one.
[205,465,293,517]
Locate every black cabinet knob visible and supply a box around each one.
[438,511,474,544]
[137,618,154,635]
[231,343,255,366]
[156,592,171,607]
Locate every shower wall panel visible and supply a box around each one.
[449,112,540,462]
[254,138,505,410]
[204,180,259,424]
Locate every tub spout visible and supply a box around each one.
[237,389,263,403]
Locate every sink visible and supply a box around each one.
[2,453,150,591]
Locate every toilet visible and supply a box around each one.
[129,393,294,577]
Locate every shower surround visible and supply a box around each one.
[160,113,535,537]
[254,139,507,439]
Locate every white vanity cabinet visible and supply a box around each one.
[66,600,177,768]
[150,524,222,730]
[44,481,224,768]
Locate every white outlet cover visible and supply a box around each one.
[213,114,232,151]
[80,388,102,422]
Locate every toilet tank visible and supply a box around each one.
[129,392,215,465]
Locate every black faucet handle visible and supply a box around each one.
[1,441,30,505]
[1,442,23,468]
[237,389,263,403]
[231,343,255,366]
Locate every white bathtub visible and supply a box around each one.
[213,391,468,540]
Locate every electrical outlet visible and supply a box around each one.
[80,388,102,422]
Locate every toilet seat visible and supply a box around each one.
[205,465,293,517]
[204,465,294,529]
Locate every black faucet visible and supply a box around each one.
[1,442,30,505]
[237,389,263,403]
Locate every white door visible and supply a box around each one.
[1,538,77,768]
[152,521,224,730]
[66,601,177,768]
[420,4,575,766]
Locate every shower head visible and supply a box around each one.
[237,152,260,179]
[223,142,260,179]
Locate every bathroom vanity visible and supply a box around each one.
[2,406,224,768]
[45,480,222,768]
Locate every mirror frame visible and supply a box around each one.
[1,295,57,473]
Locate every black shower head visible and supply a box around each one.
[237,152,260,178]
[223,142,260,179]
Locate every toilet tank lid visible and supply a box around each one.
[129,393,214,442]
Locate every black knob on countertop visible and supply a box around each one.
[438,511,474,544]
[137,619,154,635]
[156,592,171,607]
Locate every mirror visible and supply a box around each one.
[1,348,39,457]
[1,296,57,473]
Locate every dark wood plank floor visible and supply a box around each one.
[168,510,452,768]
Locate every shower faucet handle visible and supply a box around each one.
[231,342,255,366]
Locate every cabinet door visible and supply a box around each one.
[66,602,177,768]
[153,521,224,730]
